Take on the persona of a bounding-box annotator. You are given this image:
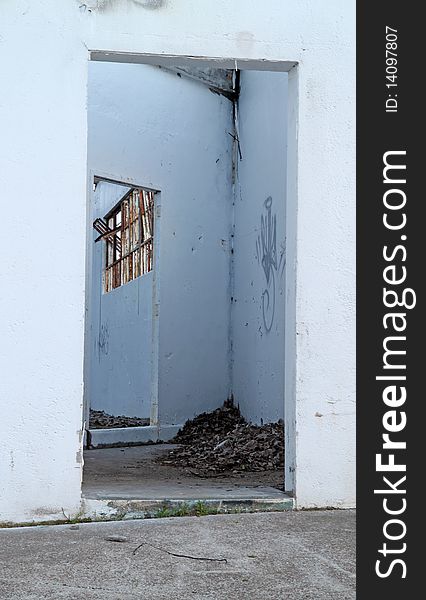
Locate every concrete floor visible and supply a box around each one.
[0,511,356,599]
[83,445,287,501]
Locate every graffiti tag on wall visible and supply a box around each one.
[256,197,285,333]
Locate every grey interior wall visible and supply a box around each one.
[231,71,288,424]
[88,181,153,418]
[87,61,233,425]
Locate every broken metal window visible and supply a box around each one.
[93,188,154,293]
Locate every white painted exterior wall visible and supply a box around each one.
[0,0,355,521]
[0,2,88,524]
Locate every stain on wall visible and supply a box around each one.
[98,323,109,357]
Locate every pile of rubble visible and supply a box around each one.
[161,401,284,475]
[89,410,150,429]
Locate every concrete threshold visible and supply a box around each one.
[88,424,182,448]
[82,495,294,521]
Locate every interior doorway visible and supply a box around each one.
[82,55,295,513]
[85,179,160,444]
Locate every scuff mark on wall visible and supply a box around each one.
[78,0,167,11]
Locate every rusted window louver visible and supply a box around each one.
[93,188,154,293]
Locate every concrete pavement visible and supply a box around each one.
[0,510,355,599]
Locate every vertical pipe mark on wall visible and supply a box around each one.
[228,70,241,400]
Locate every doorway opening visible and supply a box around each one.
[85,178,159,448]
[82,55,296,512]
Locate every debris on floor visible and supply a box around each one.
[160,401,284,475]
[89,410,150,429]
[171,399,245,444]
